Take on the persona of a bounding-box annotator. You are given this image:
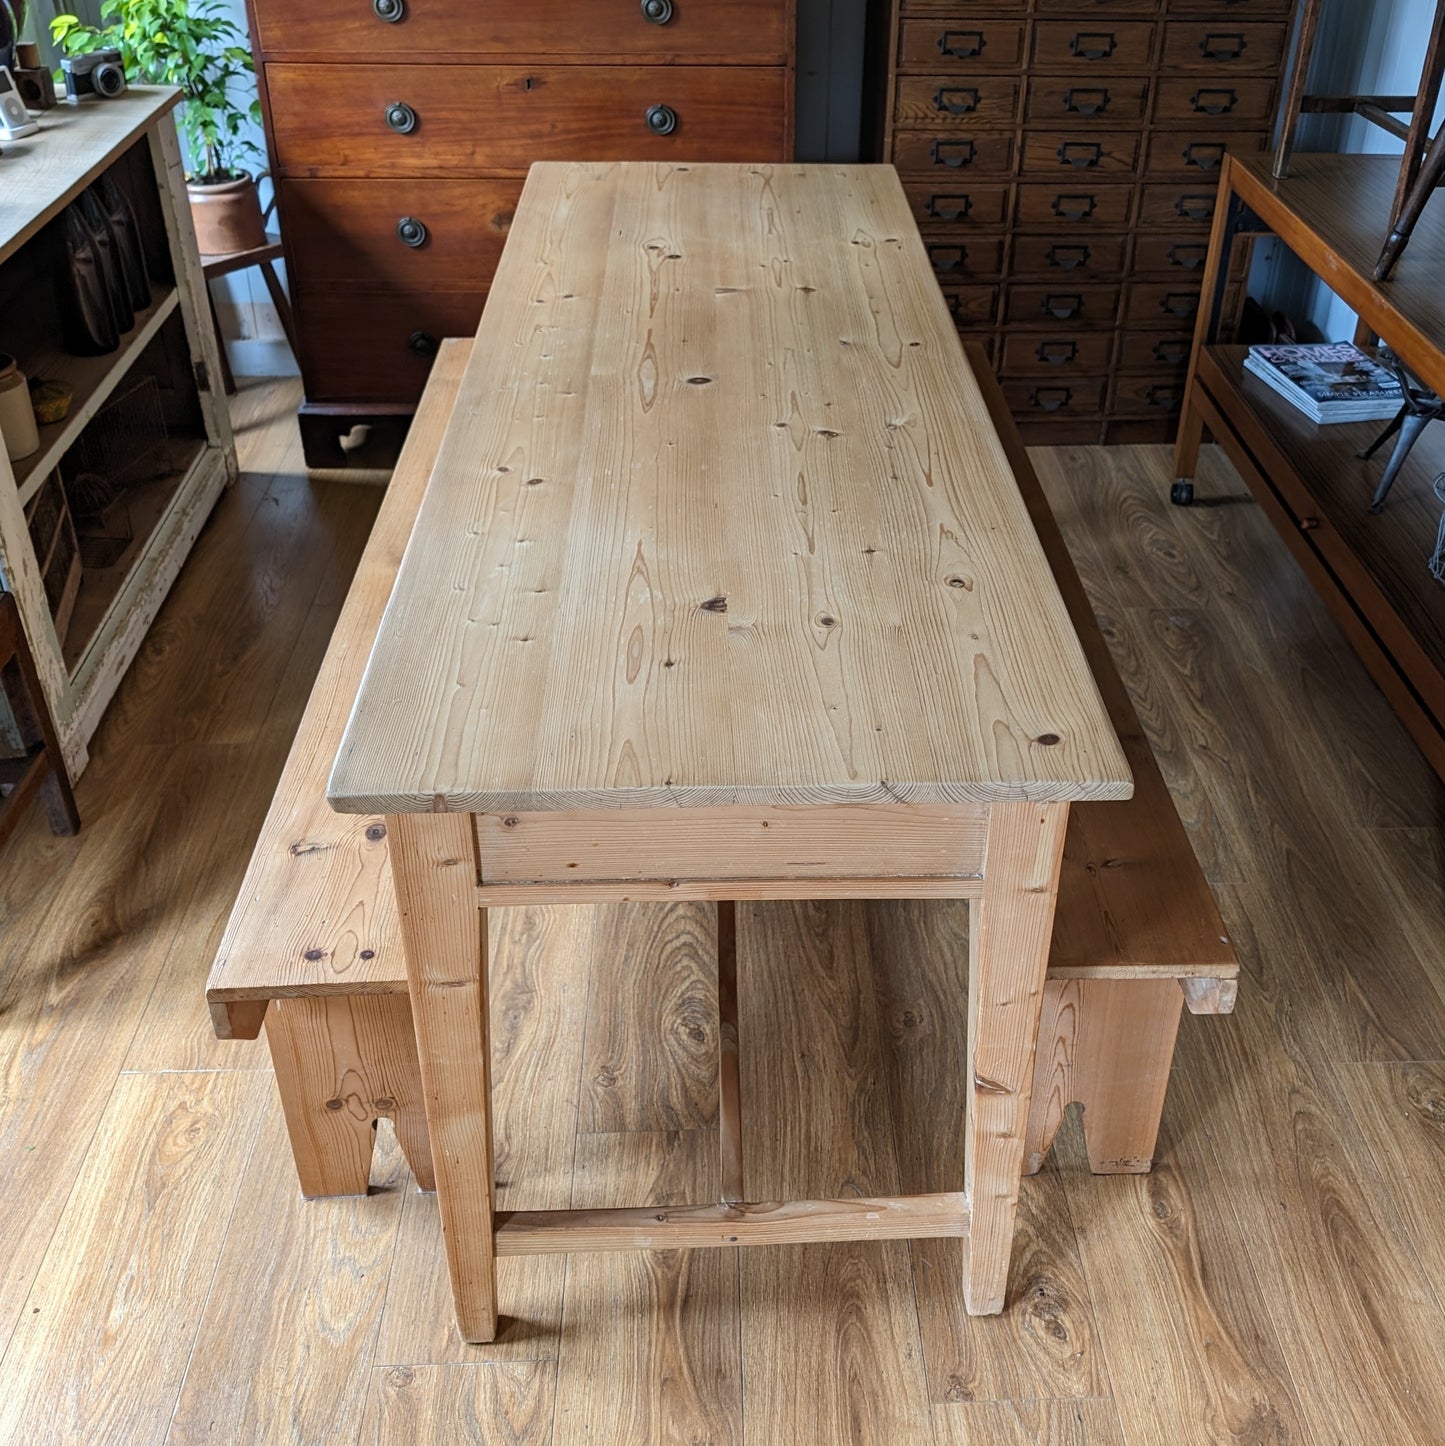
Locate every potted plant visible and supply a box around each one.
[51,0,267,256]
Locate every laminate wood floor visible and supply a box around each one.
[0,378,1441,1445]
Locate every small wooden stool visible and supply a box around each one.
[201,236,298,395]
[0,592,80,849]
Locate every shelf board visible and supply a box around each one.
[12,287,181,508]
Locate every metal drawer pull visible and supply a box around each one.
[373,0,404,20]
[930,245,968,273]
[931,139,977,169]
[1161,292,1200,317]
[1168,243,1208,270]
[408,330,438,356]
[1192,87,1238,115]
[646,103,678,135]
[1153,340,1189,365]
[1052,193,1097,220]
[1043,293,1083,319]
[641,0,674,22]
[934,86,980,116]
[1063,87,1110,115]
[1176,194,1215,220]
[397,216,428,248]
[1058,141,1104,169]
[1070,32,1117,61]
[1047,244,1091,270]
[1200,32,1247,60]
[1032,386,1072,412]
[1147,386,1182,411]
[385,101,417,134]
[1037,340,1078,366]
[927,194,971,221]
[1183,141,1227,171]
[937,30,985,59]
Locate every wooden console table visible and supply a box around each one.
[1174,151,1445,780]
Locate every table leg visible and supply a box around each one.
[389,811,498,1343]
[964,801,1069,1315]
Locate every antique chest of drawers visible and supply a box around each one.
[873,0,1293,442]
[244,0,796,465]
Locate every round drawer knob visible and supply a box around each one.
[373,0,405,21]
[641,0,674,21]
[385,101,418,134]
[408,330,438,357]
[645,103,678,136]
[397,216,428,248]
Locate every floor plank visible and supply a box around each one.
[360,1361,555,1445]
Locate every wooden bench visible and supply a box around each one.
[206,337,1237,1198]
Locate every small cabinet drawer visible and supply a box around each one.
[1038,0,1159,10]
[1138,182,1219,228]
[898,20,1026,72]
[249,0,790,63]
[902,183,1011,228]
[266,64,788,177]
[1144,129,1267,177]
[1020,130,1141,175]
[894,76,1020,127]
[1015,183,1134,228]
[902,0,1026,9]
[1125,280,1203,327]
[939,284,1000,327]
[1010,234,1128,275]
[1132,234,1211,275]
[1118,330,1195,370]
[1031,22,1157,70]
[279,178,520,291]
[1002,378,1108,417]
[1003,284,1121,326]
[926,236,1006,278]
[1152,75,1276,122]
[1110,373,1188,415]
[294,287,486,401]
[1165,0,1290,10]
[1024,77,1150,124]
[892,130,1015,174]
[999,331,1114,376]
[1159,21,1288,72]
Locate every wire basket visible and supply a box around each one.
[64,375,168,521]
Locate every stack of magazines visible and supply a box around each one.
[1244,343,1405,424]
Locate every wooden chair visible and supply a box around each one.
[0,592,80,850]
[201,234,297,395]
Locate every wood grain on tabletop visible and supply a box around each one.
[328,162,1130,815]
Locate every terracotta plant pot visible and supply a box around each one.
[187,173,267,257]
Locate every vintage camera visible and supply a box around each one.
[62,49,128,103]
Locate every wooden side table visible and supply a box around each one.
[329,162,1132,1343]
[200,237,297,394]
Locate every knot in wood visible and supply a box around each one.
[700,595,728,614]
[1035,733,1061,747]
[365,823,387,842]
[973,1072,1010,1095]
[304,948,326,962]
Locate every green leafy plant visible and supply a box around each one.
[51,0,262,184]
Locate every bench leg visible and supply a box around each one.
[390,811,498,1345]
[1023,978,1184,1176]
[265,993,435,1198]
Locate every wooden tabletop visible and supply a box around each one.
[329,162,1131,815]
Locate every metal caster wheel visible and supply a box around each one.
[1170,480,1195,507]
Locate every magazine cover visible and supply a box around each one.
[1248,343,1404,404]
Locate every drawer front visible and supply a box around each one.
[894,76,1021,128]
[1002,377,1108,418]
[1152,75,1276,122]
[999,331,1114,377]
[250,0,790,63]
[1143,128,1268,177]
[1003,283,1121,327]
[1020,129,1141,176]
[926,235,1006,280]
[280,178,520,291]
[939,284,1001,327]
[1138,182,1219,228]
[892,130,1015,174]
[1165,0,1290,10]
[1159,21,1288,72]
[1110,372,1189,415]
[267,64,789,177]
[1024,76,1151,125]
[1118,329,1194,370]
[1031,22,1157,71]
[1015,183,1134,228]
[1038,0,1160,10]
[902,183,1011,228]
[1125,280,1203,328]
[903,0,1026,9]
[294,288,487,401]
[1132,233,1211,275]
[898,20,1026,71]
[1010,234,1128,276]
